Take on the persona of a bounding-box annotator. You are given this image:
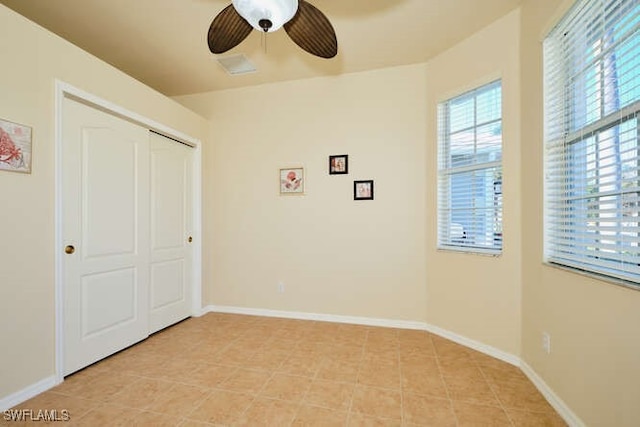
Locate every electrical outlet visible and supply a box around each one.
[277,282,285,293]
[542,332,551,354]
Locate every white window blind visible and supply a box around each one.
[438,81,503,253]
[544,0,640,285]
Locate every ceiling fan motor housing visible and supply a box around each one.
[259,19,273,31]
[232,0,299,32]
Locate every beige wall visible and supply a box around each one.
[177,65,430,322]
[424,10,522,356]
[176,10,523,357]
[520,1,640,426]
[0,5,208,400]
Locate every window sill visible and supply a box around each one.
[437,246,502,257]
[543,261,640,292]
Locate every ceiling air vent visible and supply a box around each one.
[216,54,257,75]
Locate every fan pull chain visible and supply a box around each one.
[261,32,268,54]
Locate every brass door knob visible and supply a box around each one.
[65,245,75,254]
[188,236,193,243]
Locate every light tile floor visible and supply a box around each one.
[4,313,567,426]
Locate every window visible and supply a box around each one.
[438,81,503,254]
[544,0,640,285]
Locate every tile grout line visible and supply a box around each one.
[431,335,460,427]
[476,360,517,427]
[165,386,216,424]
[344,329,367,426]
[180,321,266,425]
[288,334,326,427]
[395,331,406,427]
[225,324,289,425]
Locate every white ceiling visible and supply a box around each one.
[1,0,522,96]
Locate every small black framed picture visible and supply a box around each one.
[354,180,374,200]
[329,155,348,175]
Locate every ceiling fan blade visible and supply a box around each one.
[208,4,253,54]
[284,0,338,59]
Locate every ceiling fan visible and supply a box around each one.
[207,0,338,59]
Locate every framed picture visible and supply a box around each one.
[280,167,304,195]
[329,154,348,175]
[354,180,374,200]
[0,118,32,174]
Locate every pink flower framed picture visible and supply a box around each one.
[0,118,32,174]
[280,167,304,195]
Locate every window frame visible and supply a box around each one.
[543,0,640,288]
[437,80,504,255]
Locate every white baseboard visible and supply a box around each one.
[520,361,585,427]
[203,305,518,367]
[192,307,209,317]
[204,305,428,330]
[0,376,59,412]
[422,322,521,367]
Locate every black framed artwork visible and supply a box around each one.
[329,155,348,175]
[354,180,374,200]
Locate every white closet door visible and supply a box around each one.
[149,132,193,334]
[62,98,150,375]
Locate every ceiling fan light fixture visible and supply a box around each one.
[232,0,299,33]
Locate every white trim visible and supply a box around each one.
[0,376,58,412]
[203,305,519,366]
[56,81,198,147]
[521,361,586,427]
[422,322,520,367]
[54,81,65,385]
[190,141,203,317]
[436,246,502,257]
[53,80,203,381]
[204,305,428,330]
